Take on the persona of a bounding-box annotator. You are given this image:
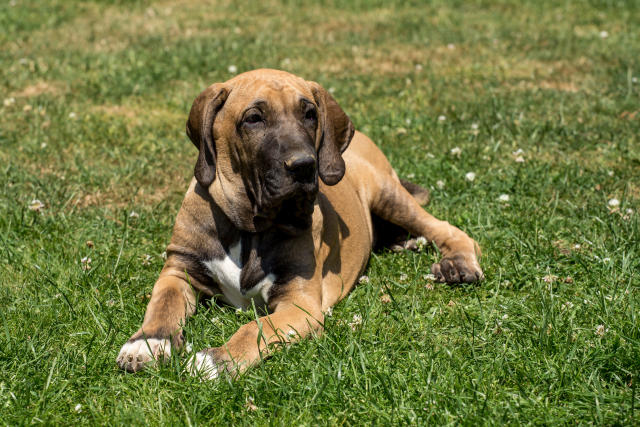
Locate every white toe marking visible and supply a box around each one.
[117,338,171,368]
[188,351,219,380]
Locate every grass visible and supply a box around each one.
[1,0,639,424]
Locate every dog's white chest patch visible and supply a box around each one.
[202,240,275,310]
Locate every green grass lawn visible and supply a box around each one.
[1,0,639,424]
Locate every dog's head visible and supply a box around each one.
[186,69,354,234]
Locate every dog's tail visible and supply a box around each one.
[400,179,430,205]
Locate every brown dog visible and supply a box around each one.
[116,69,483,378]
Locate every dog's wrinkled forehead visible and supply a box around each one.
[224,69,314,113]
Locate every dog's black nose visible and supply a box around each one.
[284,154,316,183]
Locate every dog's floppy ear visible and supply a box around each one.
[308,82,355,186]
[186,84,229,188]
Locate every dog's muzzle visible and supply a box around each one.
[253,151,318,234]
[284,153,316,186]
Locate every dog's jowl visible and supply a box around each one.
[116,69,483,378]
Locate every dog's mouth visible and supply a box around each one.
[253,188,316,235]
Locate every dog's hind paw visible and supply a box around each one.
[431,254,484,284]
[116,338,171,372]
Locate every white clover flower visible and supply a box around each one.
[405,118,412,125]
[129,211,139,218]
[465,172,476,182]
[595,324,606,337]
[325,306,333,317]
[328,87,336,94]
[514,156,525,163]
[379,294,391,303]
[415,64,423,71]
[599,30,609,39]
[607,170,614,177]
[81,257,92,271]
[423,273,436,281]
[227,65,238,74]
[40,142,47,149]
[438,115,446,122]
[623,208,634,220]
[608,198,620,207]
[426,153,435,159]
[358,275,370,284]
[406,173,415,179]
[399,273,408,281]
[416,236,427,247]
[74,404,82,413]
[632,77,638,83]
[349,314,363,331]
[68,112,77,119]
[561,301,574,311]
[498,194,510,202]
[3,97,16,107]
[512,148,524,156]
[502,314,509,320]
[450,146,462,156]
[471,123,479,130]
[436,180,445,189]
[28,199,45,212]
[142,254,152,265]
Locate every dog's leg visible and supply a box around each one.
[372,179,483,283]
[188,294,323,379]
[373,179,430,252]
[117,270,196,372]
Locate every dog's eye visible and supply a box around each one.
[245,113,263,124]
[305,108,317,121]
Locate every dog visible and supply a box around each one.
[116,69,483,379]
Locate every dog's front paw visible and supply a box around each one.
[116,338,171,372]
[186,349,221,380]
[431,254,484,284]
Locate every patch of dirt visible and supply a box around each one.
[92,104,141,124]
[510,80,580,92]
[91,102,183,129]
[73,182,183,210]
[12,81,64,98]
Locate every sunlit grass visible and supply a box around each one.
[0,0,638,424]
